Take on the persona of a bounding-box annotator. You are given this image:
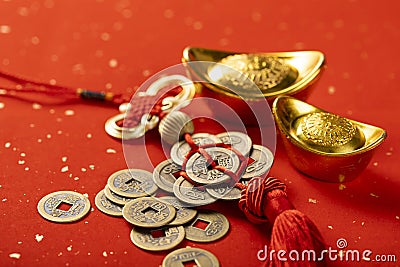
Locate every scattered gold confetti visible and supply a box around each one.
[361,221,365,226]
[89,165,95,170]
[86,133,92,139]
[327,225,333,230]
[106,148,117,154]
[370,193,379,198]
[61,166,69,173]
[308,198,317,204]
[18,160,25,165]
[103,251,108,257]
[9,253,21,259]
[338,184,346,190]
[108,59,118,68]
[64,110,75,116]
[62,156,68,162]
[373,162,378,167]
[35,234,44,242]
[396,216,399,220]
[328,86,336,95]
[67,245,72,251]
[4,142,11,148]
[32,103,42,110]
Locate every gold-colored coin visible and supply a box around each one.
[122,197,176,228]
[37,191,91,223]
[103,185,134,206]
[162,247,220,267]
[107,169,158,198]
[184,210,229,242]
[159,196,197,225]
[95,189,123,217]
[130,225,185,251]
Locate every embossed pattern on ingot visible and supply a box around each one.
[210,54,294,91]
[37,191,91,223]
[122,197,176,228]
[300,112,356,147]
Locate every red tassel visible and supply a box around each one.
[239,177,326,267]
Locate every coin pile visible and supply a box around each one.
[161,131,274,204]
[94,131,274,264]
[95,169,230,251]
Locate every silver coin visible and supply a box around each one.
[186,147,240,185]
[173,177,217,206]
[184,210,229,243]
[205,182,246,201]
[162,247,220,267]
[37,191,91,223]
[95,189,123,217]
[107,169,158,198]
[122,197,176,228]
[153,159,182,193]
[170,133,221,166]
[242,145,274,179]
[159,196,197,225]
[130,225,185,251]
[103,185,135,206]
[216,131,252,157]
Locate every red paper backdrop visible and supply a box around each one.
[0,0,399,266]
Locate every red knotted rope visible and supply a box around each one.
[179,133,326,267]
[178,133,248,191]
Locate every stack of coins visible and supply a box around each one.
[95,170,230,252]
[94,131,274,265]
[157,131,274,204]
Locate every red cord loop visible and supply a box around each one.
[180,133,248,193]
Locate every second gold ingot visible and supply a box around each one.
[273,96,387,182]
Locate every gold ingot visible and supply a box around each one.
[183,47,325,99]
[273,96,387,182]
[182,47,325,125]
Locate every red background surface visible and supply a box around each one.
[0,0,399,266]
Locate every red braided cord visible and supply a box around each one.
[238,177,288,224]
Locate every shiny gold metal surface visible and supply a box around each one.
[273,96,387,182]
[182,47,325,101]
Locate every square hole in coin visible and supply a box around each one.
[182,259,198,267]
[150,229,166,239]
[141,206,159,215]
[247,157,255,165]
[193,219,210,230]
[125,177,140,185]
[56,201,73,211]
